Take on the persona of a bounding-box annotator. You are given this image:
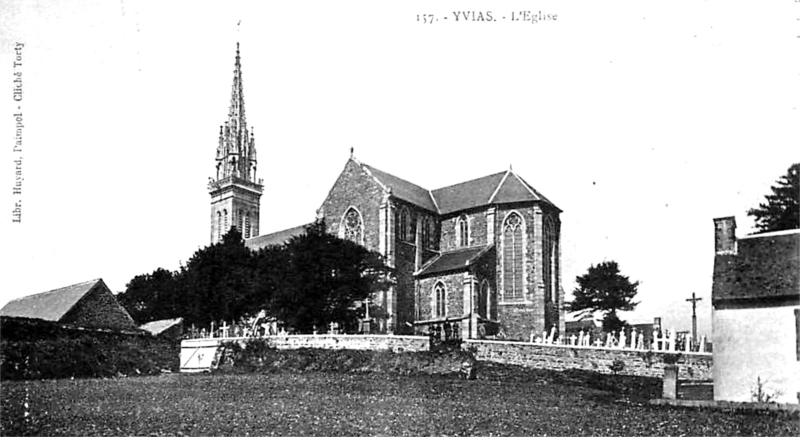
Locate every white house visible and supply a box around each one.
[711,217,800,404]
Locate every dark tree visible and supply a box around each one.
[267,220,393,333]
[178,226,257,326]
[747,163,799,233]
[569,261,639,333]
[118,267,179,324]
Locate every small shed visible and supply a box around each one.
[139,318,184,340]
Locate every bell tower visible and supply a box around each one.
[209,43,262,243]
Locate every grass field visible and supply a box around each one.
[2,364,797,436]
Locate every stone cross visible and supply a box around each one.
[221,321,230,338]
[593,338,603,348]
[578,330,584,346]
[686,292,702,341]
[329,322,337,334]
[570,334,577,346]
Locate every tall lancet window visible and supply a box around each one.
[223,209,229,237]
[457,215,469,247]
[544,216,558,304]
[217,212,222,243]
[502,212,524,302]
[434,282,447,318]
[399,207,410,242]
[238,209,244,233]
[422,216,430,249]
[342,207,363,244]
[244,213,251,239]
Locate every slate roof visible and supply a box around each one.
[712,229,800,303]
[361,163,438,212]
[431,172,506,215]
[245,223,311,250]
[416,245,494,277]
[359,159,558,215]
[0,279,104,322]
[139,317,183,336]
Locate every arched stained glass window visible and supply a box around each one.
[342,207,363,244]
[458,215,469,247]
[502,212,524,301]
[544,216,558,304]
[399,207,410,242]
[434,282,446,318]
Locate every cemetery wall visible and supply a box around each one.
[465,339,713,381]
[262,334,429,353]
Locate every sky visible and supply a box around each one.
[1,0,798,338]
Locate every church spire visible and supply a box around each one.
[214,43,258,185]
[209,43,263,244]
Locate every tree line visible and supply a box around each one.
[117,221,393,333]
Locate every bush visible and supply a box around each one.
[0,333,179,380]
[216,344,476,378]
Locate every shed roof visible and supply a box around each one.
[139,318,183,336]
[416,245,494,277]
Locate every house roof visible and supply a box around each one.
[0,279,104,322]
[416,245,494,277]
[357,159,558,215]
[712,229,800,303]
[245,223,311,250]
[139,317,183,336]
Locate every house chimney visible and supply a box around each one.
[713,216,737,255]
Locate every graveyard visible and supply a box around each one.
[2,357,797,436]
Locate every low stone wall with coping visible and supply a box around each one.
[259,334,430,353]
[181,334,431,372]
[465,339,713,381]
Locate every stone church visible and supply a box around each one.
[209,45,565,340]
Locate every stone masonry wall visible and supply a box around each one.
[321,159,385,253]
[466,339,713,381]
[418,274,464,322]
[440,210,488,251]
[63,286,137,330]
[255,335,430,353]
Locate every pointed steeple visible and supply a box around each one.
[209,43,263,245]
[214,43,258,185]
